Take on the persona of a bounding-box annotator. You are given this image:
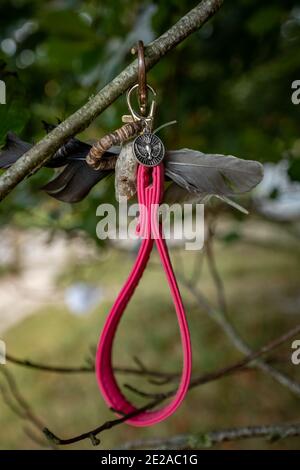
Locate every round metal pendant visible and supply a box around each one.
[133,133,165,167]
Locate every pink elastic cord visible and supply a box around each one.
[95,163,192,426]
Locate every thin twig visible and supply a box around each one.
[118,422,300,450]
[23,426,54,449]
[0,368,55,449]
[0,368,44,430]
[43,322,300,446]
[5,353,177,381]
[5,354,93,373]
[120,323,300,400]
[201,220,300,397]
[190,249,205,286]
[44,399,162,446]
[206,219,227,314]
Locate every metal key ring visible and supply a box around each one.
[126,83,156,125]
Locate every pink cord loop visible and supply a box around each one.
[95,163,192,426]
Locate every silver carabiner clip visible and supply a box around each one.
[126,84,156,130]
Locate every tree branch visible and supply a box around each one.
[42,322,300,446]
[177,219,300,398]
[119,422,300,450]
[0,368,55,449]
[118,323,300,400]
[5,354,93,373]
[0,0,223,201]
[3,322,298,448]
[43,399,162,446]
[5,352,179,381]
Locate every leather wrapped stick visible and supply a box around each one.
[86,120,143,170]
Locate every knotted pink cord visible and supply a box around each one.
[95,163,192,426]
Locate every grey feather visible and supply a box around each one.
[165,149,263,194]
[163,149,263,212]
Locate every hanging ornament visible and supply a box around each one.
[90,41,191,426]
[0,42,264,426]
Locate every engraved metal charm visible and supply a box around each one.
[133,133,165,167]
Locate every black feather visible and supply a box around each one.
[42,161,112,203]
[40,120,93,167]
[0,122,93,169]
[0,123,119,203]
[0,132,32,168]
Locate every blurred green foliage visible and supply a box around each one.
[0,0,299,238]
